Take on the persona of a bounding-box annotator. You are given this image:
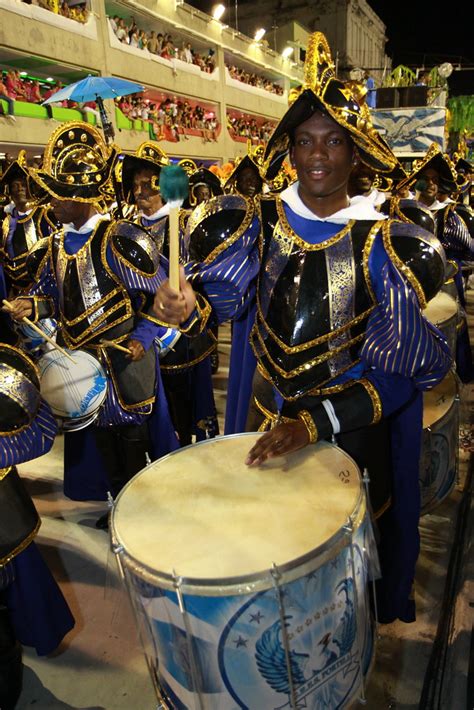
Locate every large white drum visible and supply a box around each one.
[420,370,459,513]
[423,291,458,357]
[111,434,375,710]
[37,349,107,431]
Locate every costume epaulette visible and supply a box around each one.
[187,194,256,263]
[0,344,41,433]
[384,220,446,306]
[108,219,160,275]
[26,235,52,281]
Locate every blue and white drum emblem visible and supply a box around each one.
[112,435,376,709]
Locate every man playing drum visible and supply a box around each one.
[3,122,178,528]
[153,33,452,624]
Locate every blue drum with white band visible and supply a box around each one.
[156,327,182,358]
[112,434,376,709]
[16,317,57,354]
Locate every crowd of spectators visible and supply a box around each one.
[109,16,216,74]
[21,0,89,23]
[227,114,276,143]
[0,70,101,123]
[226,64,284,96]
[116,93,219,143]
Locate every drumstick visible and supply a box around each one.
[100,339,132,355]
[2,299,75,363]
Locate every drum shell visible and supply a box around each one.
[420,370,459,513]
[423,292,458,357]
[111,435,375,709]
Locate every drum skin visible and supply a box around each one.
[112,434,375,709]
[37,349,107,430]
[420,370,459,513]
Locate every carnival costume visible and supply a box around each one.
[121,143,218,446]
[21,123,178,502]
[178,33,452,623]
[0,344,74,709]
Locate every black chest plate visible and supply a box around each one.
[52,221,131,347]
[250,199,377,399]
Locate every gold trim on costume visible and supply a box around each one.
[251,320,365,378]
[359,378,383,424]
[362,220,386,304]
[275,198,355,250]
[298,409,318,443]
[0,517,41,566]
[0,466,12,482]
[381,221,427,308]
[256,300,375,353]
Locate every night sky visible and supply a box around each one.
[366,1,473,96]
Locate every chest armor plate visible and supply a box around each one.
[250,200,377,399]
[1,209,46,291]
[52,221,132,347]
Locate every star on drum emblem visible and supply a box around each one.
[233,636,248,648]
[249,611,264,624]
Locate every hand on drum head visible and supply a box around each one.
[153,266,196,326]
[2,298,33,321]
[245,421,310,466]
[126,339,146,361]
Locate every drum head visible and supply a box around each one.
[38,349,107,422]
[112,434,361,583]
[423,292,457,325]
[423,370,457,428]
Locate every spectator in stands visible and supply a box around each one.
[0,75,16,121]
[109,15,119,32]
[116,18,129,43]
[23,79,38,103]
[148,30,159,54]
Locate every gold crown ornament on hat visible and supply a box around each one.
[120,141,170,203]
[264,32,397,180]
[30,122,116,203]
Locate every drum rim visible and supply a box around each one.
[111,434,367,594]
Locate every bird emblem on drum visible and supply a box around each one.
[254,578,358,708]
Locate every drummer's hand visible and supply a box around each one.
[126,339,146,361]
[2,298,33,321]
[153,266,196,325]
[245,421,310,466]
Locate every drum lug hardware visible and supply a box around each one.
[112,543,124,555]
[172,570,205,710]
[270,563,298,710]
[343,518,367,705]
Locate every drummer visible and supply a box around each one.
[2,122,178,528]
[0,343,74,708]
[0,150,58,352]
[153,32,452,625]
[120,144,219,446]
[397,144,474,381]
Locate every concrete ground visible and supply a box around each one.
[13,290,474,710]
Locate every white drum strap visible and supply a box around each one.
[322,399,341,434]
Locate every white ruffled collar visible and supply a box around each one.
[280,182,386,223]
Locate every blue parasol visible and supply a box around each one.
[42,75,144,105]
[42,75,144,143]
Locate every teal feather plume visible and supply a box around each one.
[159,164,189,204]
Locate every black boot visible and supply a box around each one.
[0,605,23,710]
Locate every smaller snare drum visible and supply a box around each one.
[420,370,459,513]
[423,292,458,357]
[38,349,107,431]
